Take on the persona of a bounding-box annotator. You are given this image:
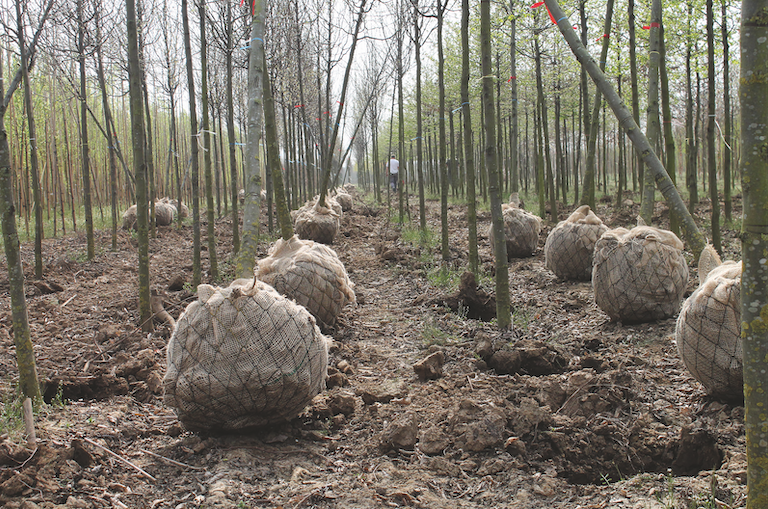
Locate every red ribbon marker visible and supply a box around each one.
[530,1,556,24]
[507,75,517,83]
[295,104,303,108]
[596,34,609,42]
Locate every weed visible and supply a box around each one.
[422,322,451,347]
[0,393,24,439]
[512,306,533,330]
[426,264,461,290]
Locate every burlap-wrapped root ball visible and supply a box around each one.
[163,279,329,432]
[257,235,356,328]
[294,199,341,245]
[488,204,542,259]
[544,205,608,280]
[160,197,189,219]
[121,201,178,230]
[592,226,689,324]
[333,188,353,212]
[676,246,742,400]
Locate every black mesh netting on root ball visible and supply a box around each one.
[676,256,743,401]
[544,205,608,281]
[592,225,689,324]
[162,279,330,432]
[257,235,356,329]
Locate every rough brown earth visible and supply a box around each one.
[0,191,747,508]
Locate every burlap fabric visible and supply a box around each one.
[294,200,341,245]
[488,204,542,259]
[163,279,329,431]
[676,249,742,400]
[333,189,353,212]
[592,226,688,324]
[544,205,608,280]
[122,200,179,229]
[154,201,176,226]
[162,197,189,219]
[257,235,356,328]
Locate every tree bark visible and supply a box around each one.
[481,0,510,329]
[235,5,264,279]
[78,0,95,260]
[706,0,721,252]
[127,0,152,333]
[461,0,478,276]
[640,0,661,225]
[740,4,768,507]
[199,0,219,280]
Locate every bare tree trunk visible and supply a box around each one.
[545,0,705,260]
[78,0,95,260]
[0,0,54,398]
[721,0,732,223]
[481,0,510,329]
[19,0,42,278]
[263,53,292,240]
[226,0,240,252]
[199,0,218,280]
[706,0,721,252]
[740,4,768,507]
[234,5,264,278]
[640,0,661,225]
[182,0,202,285]
[127,0,152,332]
[660,22,679,235]
[461,0,477,275]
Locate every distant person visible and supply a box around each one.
[388,154,399,193]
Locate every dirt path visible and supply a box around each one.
[0,192,747,508]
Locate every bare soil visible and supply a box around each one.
[0,191,747,508]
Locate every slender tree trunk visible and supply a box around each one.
[545,0,705,260]
[628,0,642,196]
[78,0,94,260]
[686,1,699,212]
[263,53,292,240]
[414,4,426,233]
[199,0,218,280]
[482,0,510,329]
[19,1,42,278]
[706,0,721,252]
[534,36,556,221]
[640,0,661,225]
[182,0,201,285]
[462,0,478,275]
[438,0,449,261]
[660,22,679,235]
[0,0,54,398]
[509,13,518,194]
[721,0,731,223]
[740,5,768,508]
[127,0,152,332]
[226,1,240,252]
[235,5,264,278]
[581,0,614,210]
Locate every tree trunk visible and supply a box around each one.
[0,0,53,398]
[226,1,239,252]
[19,1,42,279]
[182,0,202,285]
[438,0,449,261]
[581,0,614,210]
[127,0,152,332]
[706,0,721,252]
[686,1,698,212]
[263,53,292,240]
[721,0,731,223]
[414,3,426,233]
[199,0,219,280]
[545,0,705,260]
[628,0,642,196]
[509,13,518,194]
[78,0,94,260]
[659,22,679,235]
[234,5,264,279]
[462,0,478,276]
[740,4,768,508]
[640,0,661,225]
[482,0,510,329]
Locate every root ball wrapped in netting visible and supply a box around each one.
[257,235,356,328]
[333,189,353,212]
[592,225,689,324]
[162,279,330,432]
[294,199,341,245]
[488,204,542,259]
[154,201,177,226]
[544,205,608,280]
[676,247,742,400]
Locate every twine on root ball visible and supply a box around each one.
[544,205,608,281]
[257,235,356,329]
[676,245,742,401]
[592,225,688,324]
[162,279,330,432]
